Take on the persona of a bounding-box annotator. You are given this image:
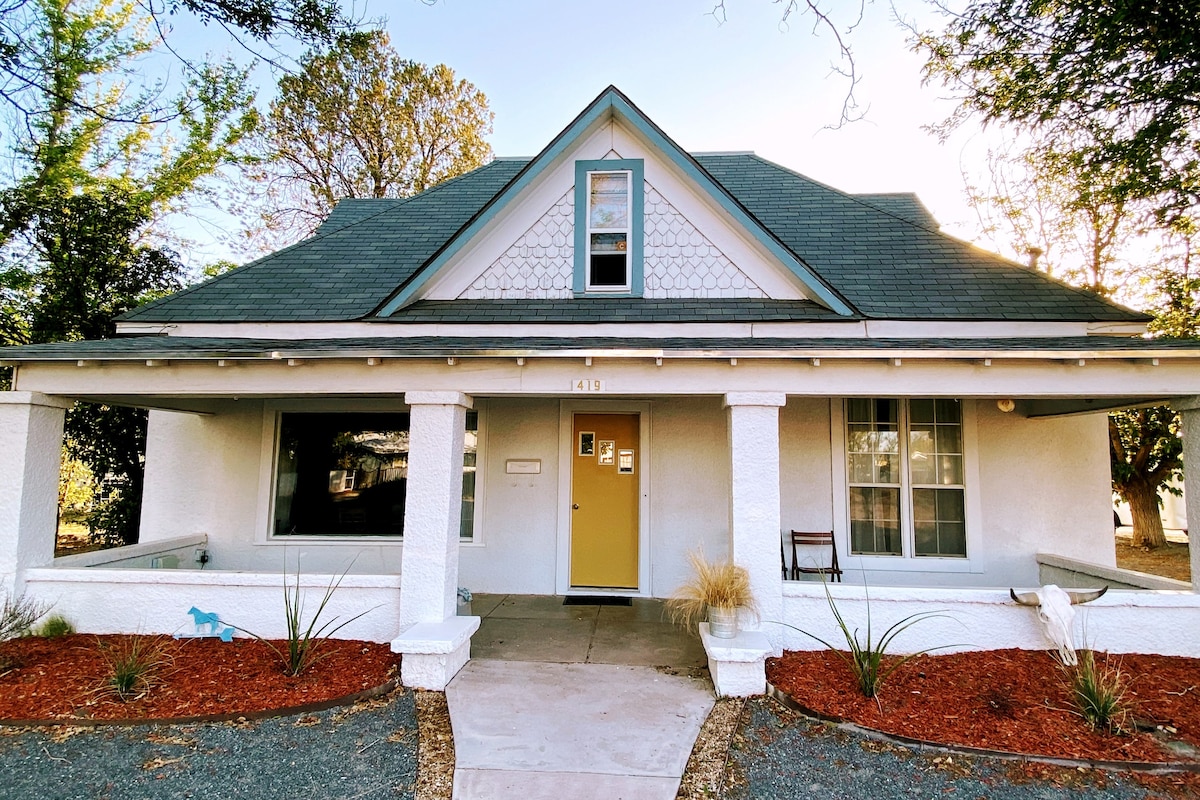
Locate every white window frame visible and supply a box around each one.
[584,169,633,293]
[830,398,984,574]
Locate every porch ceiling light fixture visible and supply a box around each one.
[996,398,1016,413]
[1009,584,1107,666]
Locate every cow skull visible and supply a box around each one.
[1009,584,1108,666]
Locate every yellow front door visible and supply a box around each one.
[570,413,639,589]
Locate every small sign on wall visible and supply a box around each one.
[618,449,635,474]
[506,459,541,474]
[572,379,605,393]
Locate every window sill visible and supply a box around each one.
[258,536,483,547]
[841,555,982,574]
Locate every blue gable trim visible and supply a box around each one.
[375,86,854,317]
[573,159,644,297]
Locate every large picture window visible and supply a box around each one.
[273,411,479,539]
[846,399,966,559]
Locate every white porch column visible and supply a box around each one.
[392,391,479,690]
[0,392,72,596]
[724,392,786,652]
[1175,397,1200,592]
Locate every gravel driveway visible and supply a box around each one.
[0,689,418,800]
[725,698,1194,800]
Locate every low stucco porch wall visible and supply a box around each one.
[780,582,1200,658]
[1037,552,1192,591]
[22,567,401,642]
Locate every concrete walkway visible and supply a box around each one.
[446,595,714,799]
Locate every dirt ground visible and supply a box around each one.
[1114,533,1191,583]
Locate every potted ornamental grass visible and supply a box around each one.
[667,550,757,639]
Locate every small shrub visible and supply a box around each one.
[99,635,172,701]
[667,550,758,629]
[777,579,955,699]
[34,614,75,638]
[0,592,48,642]
[1065,649,1128,733]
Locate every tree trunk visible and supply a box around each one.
[1126,480,1168,549]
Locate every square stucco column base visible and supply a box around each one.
[1175,398,1200,592]
[0,392,72,596]
[725,392,785,654]
[395,392,476,689]
[699,623,771,697]
[392,616,480,690]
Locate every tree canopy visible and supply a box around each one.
[252,30,493,240]
[918,0,1200,223]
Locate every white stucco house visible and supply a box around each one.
[3,87,1200,691]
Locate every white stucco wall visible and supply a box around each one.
[974,405,1115,582]
[140,403,407,575]
[135,396,1117,596]
[781,582,1200,657]
[646,397,730,596]
[24,567,400,641]
[458,398,560,593]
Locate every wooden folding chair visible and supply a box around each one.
[789,530,843,582]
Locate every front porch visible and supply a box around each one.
[3,346,1200,691]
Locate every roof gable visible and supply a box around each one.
[372,86,855,316]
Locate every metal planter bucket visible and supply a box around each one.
[707,605,739,639]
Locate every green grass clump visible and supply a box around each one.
[99,635,172,701]
[1066,649,1129,733]
[34,614,75,638]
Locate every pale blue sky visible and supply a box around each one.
[178,0,994,262]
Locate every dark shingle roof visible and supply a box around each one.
[692,155,1142,322]
[852,193,939,228]
[5,335,1198,362]
[122,160,527,323]
[120,154,1147,325]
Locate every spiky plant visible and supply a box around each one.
[1066,649,1129,733]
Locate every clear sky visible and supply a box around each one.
[181,0,996,262]
[373,1,985,231]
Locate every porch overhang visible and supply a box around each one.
[4,335,1200,417]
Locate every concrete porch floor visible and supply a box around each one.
[467,593,708,669]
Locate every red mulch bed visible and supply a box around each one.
[768,648,1200,764]
[0,635,398,723]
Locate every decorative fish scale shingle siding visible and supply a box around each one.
[460,181,764,300]
[693,154,1139,321]
[461,190,574,299]
[643,183,764,298]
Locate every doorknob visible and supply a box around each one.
[572,503,579,510]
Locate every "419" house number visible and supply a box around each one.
[572,379,605,393]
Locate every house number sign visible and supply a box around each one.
[572,379,606,393]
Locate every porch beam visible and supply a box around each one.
[0,392,72,595]
[724,391,786,653]
[1173,396,1200,591]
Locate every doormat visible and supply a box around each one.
[563,596,633,606]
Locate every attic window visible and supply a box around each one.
[573,158,644,297]
[586,171,631,290]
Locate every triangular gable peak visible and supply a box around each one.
[376,87,853,316]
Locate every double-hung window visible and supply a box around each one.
[845,399,966,559]
[574,159,643,296]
